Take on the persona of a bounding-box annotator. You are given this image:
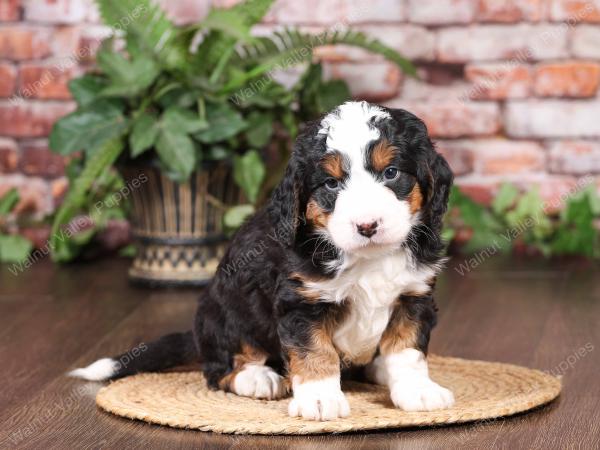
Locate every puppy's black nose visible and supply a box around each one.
[356,221,378,238]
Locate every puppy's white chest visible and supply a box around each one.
[308,252,436,363]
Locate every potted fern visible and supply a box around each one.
[49,0,415,285]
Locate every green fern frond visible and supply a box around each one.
[50,137,124,261]
[190,0,275,77]
[95,0,186,69]
[234,27,417,79]
[228,0,275,27]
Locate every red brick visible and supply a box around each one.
[474,139,545,174]
[465,63,532,99]
[437,25,569,62]
[435,141,475,176]
[0,0,21,21]
[548,141,600,174]
[400,78,472,102]
[440,139,544,175]
[18,140,65,178]
[157,0,210,25]
[0,174,52,217]
[0,25,52,60]
[323,61,401,102]
[572,26,600,58]
[408,0,475,24]
[0,100,76,138]
[477,0,546,22]
[19,62,78,100]
[534,62,600,98]
[344,0,407,23]
[52,25,82,58]
[77,25,111,63]
[505,100,600,138]
[313,24,435,63]
[23,0,91,24]
[0,62,16,97]
[269,0,347,25]
[454,177,499,205]
[358,25,435,61]
[0,137,18,173]
[550,0,600,23]
[386,100,501,138]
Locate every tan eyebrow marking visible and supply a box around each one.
[371,139,397,172]
[321,152,344,179]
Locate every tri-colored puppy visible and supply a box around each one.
[70,101,455,421]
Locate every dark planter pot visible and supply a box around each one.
[121,163,241,287]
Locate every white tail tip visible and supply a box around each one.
[68,358,119,381]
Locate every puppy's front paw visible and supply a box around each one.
[232,365,286,400]
[288,377,350,421]
[390,379,454,412]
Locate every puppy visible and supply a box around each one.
[70,101,455,421]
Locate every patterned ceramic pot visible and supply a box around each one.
[122,163,241,286]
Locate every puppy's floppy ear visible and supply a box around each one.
[385,107,453,261]
[423,149,453,234]
[385,107,453,232]
[268,154,304,247]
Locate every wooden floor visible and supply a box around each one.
[0,255,599,449]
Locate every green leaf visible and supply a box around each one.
[50,137,124,262]
[162,107,208,134]
[245,112,273,148]
[492,183,519,215]
[228,28,417,90]
[233,150,265,203]
[129,112,159,157]
[0,188,19,216]
[97,49,159,97]
[96,0,186,69]
[314,79,351,113]
[204,145,231,161]
[195,103,247,144]
[224,204,255,229]
[49,100,129,155]
[0,235,32,263]
[69,75,108,107]
[155,128,196,182]
[200,8,253,42]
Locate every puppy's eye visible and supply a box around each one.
[325,178,340,191]
[383,166,399,180]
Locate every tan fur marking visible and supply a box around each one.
[290,272,322,303]
[409,183,423,214]
[288,324,340,383]
[306,198,329,229]
[379,305,419,355]
[218,343,268,391]
[371,139,397,172]
[321,153,344,179]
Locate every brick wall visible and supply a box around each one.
[1,0,600,230]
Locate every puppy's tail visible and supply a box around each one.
[68,331,197,381]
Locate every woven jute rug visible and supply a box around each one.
[96,355,561,435]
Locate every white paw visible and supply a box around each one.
[288,377,350,421]
[232,365,286,400]
[390,379,455,411]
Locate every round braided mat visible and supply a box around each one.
[96,356,561,435]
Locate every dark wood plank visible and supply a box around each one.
[1,255,598,449]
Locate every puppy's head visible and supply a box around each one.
[269,101,453,260]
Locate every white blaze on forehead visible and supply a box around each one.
[319,101,390,170]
